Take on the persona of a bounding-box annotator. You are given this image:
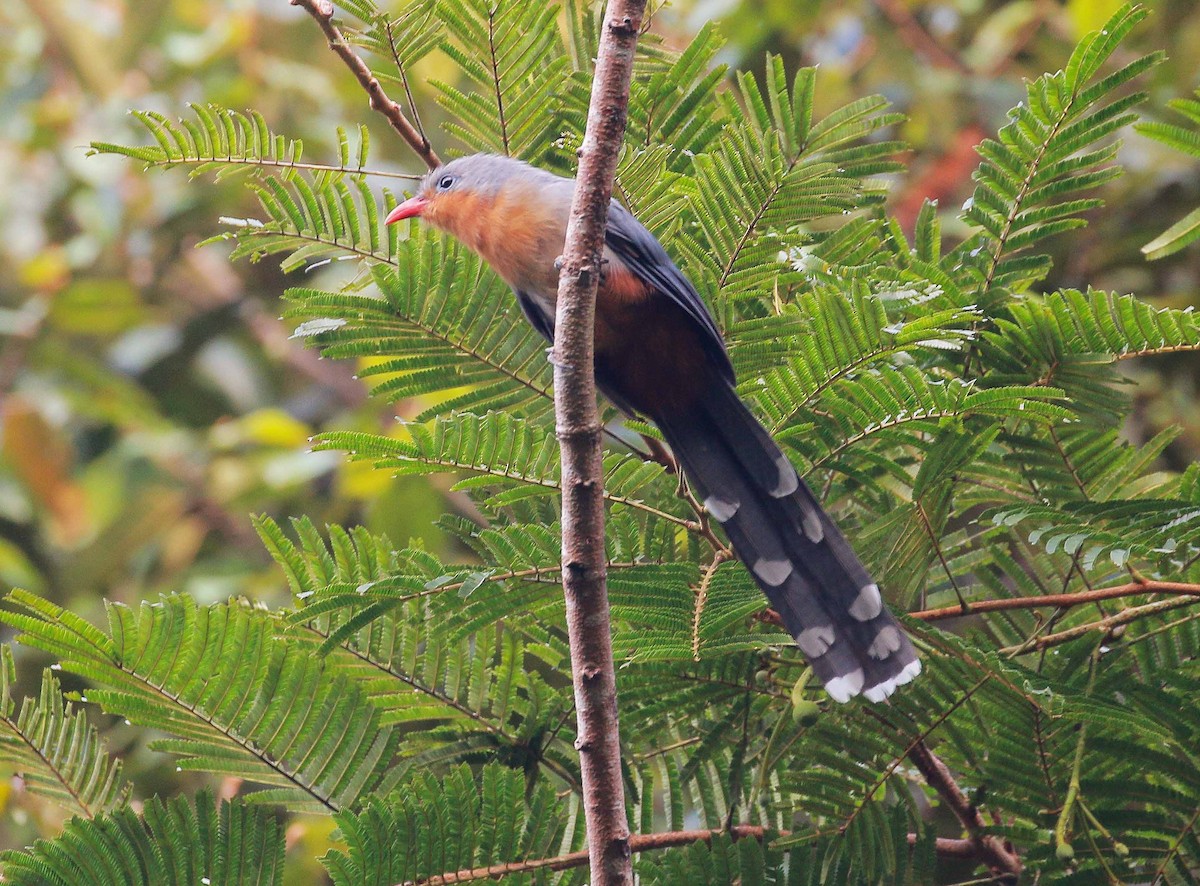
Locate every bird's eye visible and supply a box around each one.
[437,174,456,191]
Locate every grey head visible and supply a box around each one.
[419,153,568,200]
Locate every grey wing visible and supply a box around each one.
[514,286,641,418]
[603,200,734,384]
[514,289,554,342]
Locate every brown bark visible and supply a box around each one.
[910,579,1200,622]
[405,825,1006,884]
[290,0,440,169]
[550,3,648,884]
[759,579,1200,629]
[908,739,1023,882]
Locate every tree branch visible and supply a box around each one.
[290,0,440,169]
[405,826,1002,884]
[551,3,647,884]
[1001,595,1200,654]
[758,579,1200,629]
[907,739,1023,882]
[407,826,766,884]
[910,579,1200,622]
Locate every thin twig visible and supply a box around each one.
[692,551,731,659]
[1054,641,1102,858]
[405,826,1010,884]
[290,0,440,169]
[1001,595,1200,654]
[759,579,1200,642]
[908,740,1023,882]
[551,2,648,884]
[384,16,430,149]
[405,827,768,884]
[911,580,1200,622]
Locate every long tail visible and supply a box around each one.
[657,382,920,703]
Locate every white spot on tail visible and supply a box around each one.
[703,495,739,522]
[772,455,799,497]
[895,657,922,685]
[797,625,836,658]
[802,510,824,543]
[862,658,922,703]
[868,625,902,659]
[864,681,895,703]
[848,583,883,621]
[825,668,865,703]
[753,557,793,586]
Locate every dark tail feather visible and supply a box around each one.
[658,383,920,703]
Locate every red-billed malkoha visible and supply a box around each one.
[385,154,920,703]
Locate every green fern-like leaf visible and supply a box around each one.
[214,169,398,272]
[679,58,903,311]
[993,496,1200,574]
[780,364,1071,473]
[983,288,1200,418]
[748,284,979,434]
[1138,88,1200,258]
[0,591,398,813]
[0,791,285,886]
[955,3,1161,295]
[433,0,574,162]
[88,103,404,183]
[316,411,689,526]
[321,763,574,885]
[287,247,555,420]
[256,517,585,790]
[0,646,130,818]
[338,0,443,97]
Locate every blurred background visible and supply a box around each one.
[0,0,1197,869]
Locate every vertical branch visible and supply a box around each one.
[552,2,647,884]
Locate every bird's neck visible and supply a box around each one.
[431,185,568,296]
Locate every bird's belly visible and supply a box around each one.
[594,301,715,420]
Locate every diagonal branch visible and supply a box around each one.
[910,579,1200,622]
[407,826,768,885]
[1001,595,1200,654]
[551,2,648,883]
[291,0,440,169]
[907,739,1023,882]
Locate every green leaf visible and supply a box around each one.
[0,792,285,886]
[1142,205,1200,260]
[1,592,398,813]
[322,764,571,885]
[0,646,130,818]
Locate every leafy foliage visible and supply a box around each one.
[0,792,285,886]
[5,2,1191,884]
[0,591,399,813]
[91,104,343,180]
[322,764,577,885]
[0,647,130,819]
[1138,88,1200,258]
[954,3,1162,298]
[289,257,554,420]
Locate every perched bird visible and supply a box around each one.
[385,154,920,703]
